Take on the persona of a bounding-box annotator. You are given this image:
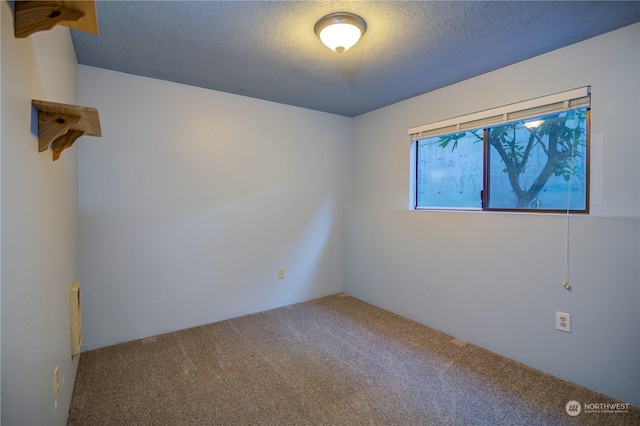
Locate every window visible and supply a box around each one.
[411,88,590,213]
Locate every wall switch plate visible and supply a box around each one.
[556,311,571,333]
[277,268,285,279]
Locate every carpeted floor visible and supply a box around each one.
[68,294,639,425]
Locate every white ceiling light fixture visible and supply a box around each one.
[314,12,367,53]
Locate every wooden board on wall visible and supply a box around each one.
[59,1,99,35]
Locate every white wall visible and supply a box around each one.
[346,23,640,406]
[78,66,352,349]
[1,2,80,424]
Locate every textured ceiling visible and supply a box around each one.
[71,1,640,117]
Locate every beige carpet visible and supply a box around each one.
[68,294,639,425]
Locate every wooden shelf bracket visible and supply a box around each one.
[15,1,99,38]
[32,100,102,161]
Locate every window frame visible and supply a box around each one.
[413,107,591,214]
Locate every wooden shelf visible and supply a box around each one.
[32,100,102,161]
[15,1,99,38]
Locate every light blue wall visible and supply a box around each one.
[77,66,353,349]
[1,2,80,423]
[347,23,640,406]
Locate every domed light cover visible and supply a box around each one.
[314,12,367,53]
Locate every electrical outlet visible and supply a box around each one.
[278,268,285,279]
[54,366,59,398]
[556,312,571,333]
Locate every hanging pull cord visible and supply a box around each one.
[563,107,580,291]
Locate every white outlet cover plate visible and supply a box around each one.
[556,311,571,333]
